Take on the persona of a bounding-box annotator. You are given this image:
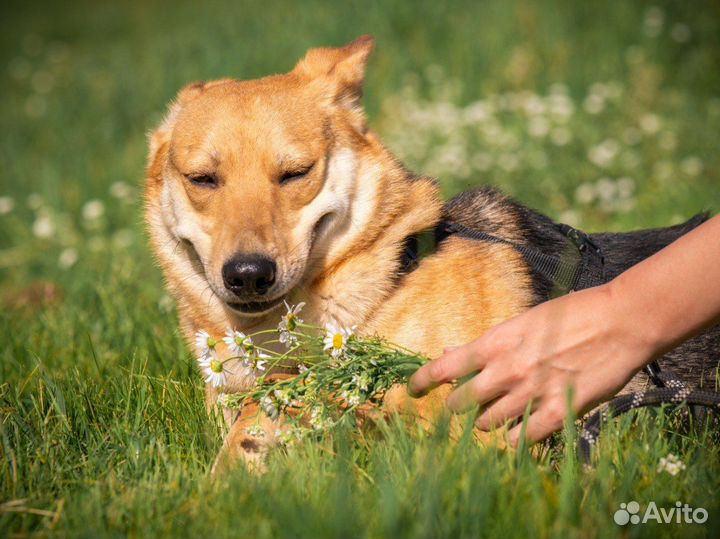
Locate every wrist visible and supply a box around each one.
[601,277,660,370]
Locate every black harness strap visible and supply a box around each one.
[441,221,607,294]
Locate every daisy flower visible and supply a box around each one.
[223,328,249,358]
[278,301,305,348]
[195,330,218,360]
[245,351,269,375]
[201,357,228,388]
[323,323,355,359]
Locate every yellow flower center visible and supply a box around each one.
[207,337,217,349]
[332,333,344,349]
[210,359,223,373]
[287,314,297,331]
[234,335,243,346]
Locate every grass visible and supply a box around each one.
[1,0,719,537]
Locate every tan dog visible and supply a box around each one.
[144,36,534,465]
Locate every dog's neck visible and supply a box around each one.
[296,134,443,329]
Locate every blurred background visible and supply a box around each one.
[1,3,720,535]
[0,0,719,360]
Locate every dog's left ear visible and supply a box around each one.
[293,35,375,119]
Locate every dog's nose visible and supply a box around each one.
[222,254,277,296]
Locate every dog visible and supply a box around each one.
[144,36,718,468]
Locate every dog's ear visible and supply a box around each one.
[146,82,206,170]
[293,35,375,117]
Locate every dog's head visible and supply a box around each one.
[146,36,377,318]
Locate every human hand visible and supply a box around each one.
[407,283,653,446]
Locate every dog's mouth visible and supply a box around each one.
[225,295,286,316]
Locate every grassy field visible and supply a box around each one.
[1,0,719,537]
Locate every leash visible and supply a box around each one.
[402,219,719,463]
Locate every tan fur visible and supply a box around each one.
[144,36,532,467]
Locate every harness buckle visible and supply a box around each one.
[560,224,605,264]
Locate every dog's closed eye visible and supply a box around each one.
[279,162,315,185]
[186,173,219,188]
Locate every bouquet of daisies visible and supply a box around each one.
[193,302,427,439]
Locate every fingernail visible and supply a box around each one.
[406,377,420,398]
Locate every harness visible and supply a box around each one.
[402,220,720,464]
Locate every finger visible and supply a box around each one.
[446,369,507,413]
[408,343,491,398]
[475,390,533,431]
[507,401,566,447]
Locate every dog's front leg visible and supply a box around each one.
[210,373,297,475]
[211,401,283,475]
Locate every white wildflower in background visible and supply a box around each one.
[583,93,605,115]
[82,200,105,221]
[588,139,619,168]
[157,294,174,313]
[58,247,78,269]
[639,113,661,134]
[657,453,686,476]
[575,183,596,204]
[527,116,549,138]
[0,196,15,215]
[547,92,574,120]
[558,209,581,228]
[595,177,617,202]
[109,181,133,199]
[616,177,635,199]
[643,6,664,38]
[653,160,674,182]
[223,329,249,357]
[32,214,55,238]
[195,330,217,360]
[680,156,703,177]
[323,324,354,359]
[550,127,572,146]
[278,301,305,348]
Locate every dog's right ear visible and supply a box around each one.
[146,81,206,169]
